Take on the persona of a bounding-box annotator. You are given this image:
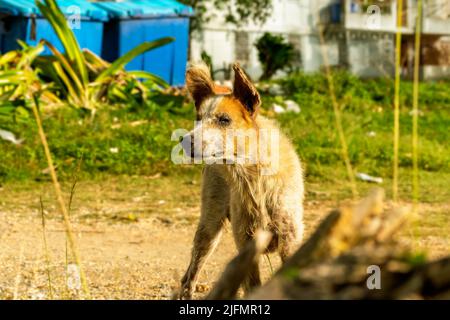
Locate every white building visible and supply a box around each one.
[190,0,450,80]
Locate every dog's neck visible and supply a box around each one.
[221,164,280,220]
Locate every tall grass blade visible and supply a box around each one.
[393,0,403,202]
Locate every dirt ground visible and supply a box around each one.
[0,175,448,299]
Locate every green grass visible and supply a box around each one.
[1,72,448,204]
[273,89,449,187]
[0,93,193,181]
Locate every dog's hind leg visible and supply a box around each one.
[233,234,262,293]
[275,209,304,263]
[178,167,229,299]
[229,200,263,293]
[244,258,261,292]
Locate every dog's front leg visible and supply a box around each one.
[178,218,225,299]
[176,166,230,299]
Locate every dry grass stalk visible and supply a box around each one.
[30,99,90,299]
[12,242,25,300]
[393,0,404,202]
[39,197,54,299]
[316,23,358,200]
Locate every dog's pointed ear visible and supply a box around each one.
[186,62,215,110]
[233,63,261,117]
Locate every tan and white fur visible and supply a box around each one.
[177,62,304,299]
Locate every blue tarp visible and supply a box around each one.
[0,0,194,85]
[0,0,109,21]
[94,0,193,19]
[98,0,193,85]
[0,0,108,54]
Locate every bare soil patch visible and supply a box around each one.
[0,176,448,299]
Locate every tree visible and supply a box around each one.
[179,0,273,34]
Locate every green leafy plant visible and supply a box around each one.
[35,0,173,110]
[0,41,61,120]
[200,50,232,80]
[255,32,295,80]
[0,0,174,115]
[200,50,213,76]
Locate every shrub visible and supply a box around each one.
[255,33,295,80]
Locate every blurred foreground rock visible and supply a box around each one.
[207,189,450,300]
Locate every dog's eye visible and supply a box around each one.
[217,115,231,126]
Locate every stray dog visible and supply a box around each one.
[177,62,304,299]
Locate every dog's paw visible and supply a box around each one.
[171,286,193,300]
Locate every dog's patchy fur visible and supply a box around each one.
[177,62,304,299]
